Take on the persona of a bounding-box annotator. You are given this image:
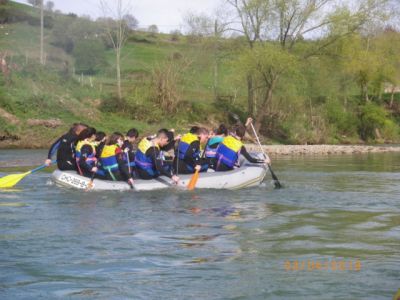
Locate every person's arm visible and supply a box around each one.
[148,147,173,178]
[240,146,265,164]
[116,147,132,180]
[95,142,105,158]
[79,145,97,174]
[47,137,61,159]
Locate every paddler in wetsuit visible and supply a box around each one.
[205,124,228,170]
[214,124,271,171]
[174,127,209,174]
[122,128,139,177]
[45,123,88,170]
[94,131,106,156]
[135,129,180,183]
[99,132,134,187]
[75,127,106,179]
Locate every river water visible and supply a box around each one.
[0,150,399,299]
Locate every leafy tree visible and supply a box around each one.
[148,24,158,36]
[72,39,107,75]
[226,0,389,129]
[236,43,299,130]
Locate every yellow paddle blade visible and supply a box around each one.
[0,202,27,207]
[0,171,31,188]
[187,170,200,190]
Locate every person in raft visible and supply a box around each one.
[174,126,209,174]
[135,129,180,183]
[99,132,134,187]
[205,124,228,170]
[45,123,88,170]
[94,131,106,157]
[214,124,271,171]
[122,128,139,177]
[75,127,106,179]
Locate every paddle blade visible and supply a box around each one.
[267,164,282,189]
[85,180,94,191]
[0,171,31,188]
[187,170,200,190]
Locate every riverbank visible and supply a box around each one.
[1,143,400,157]
[245,144,400,155]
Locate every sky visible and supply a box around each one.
[14,0,220,32]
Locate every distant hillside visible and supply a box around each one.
[0,0,399,148]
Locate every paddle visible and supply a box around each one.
[86,164,98,191]
[187,138,210,191]
[126,152,134,190]
[0,160,56,188]
[249,122,282,189]
[187,169,200,190]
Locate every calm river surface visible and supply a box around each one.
[0,149,399,299]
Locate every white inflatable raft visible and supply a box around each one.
[51,156,267,191]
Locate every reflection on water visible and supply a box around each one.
[0,150,399,299]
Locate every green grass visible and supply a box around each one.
[1,0,399,147]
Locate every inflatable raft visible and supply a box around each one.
[51,156,267,191]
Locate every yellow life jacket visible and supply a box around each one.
[135,138,160,175]
[100,144,119,172]
[138,138,159,154]
[177,133,199,160]
[221,136,243,152]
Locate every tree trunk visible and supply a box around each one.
[213,19,219,101]
[247,74,254,116]
[390,86,395,108]
[116,49,122,100]
[213,57,218,100]
[40,0,44,65]
[361,83,369,103]
[254,82,275,133]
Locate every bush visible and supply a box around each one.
[381,119,399,141]
[73,40,107,75]
[0,6,29,23]
[358,103,388,141]
[326,99,359,136]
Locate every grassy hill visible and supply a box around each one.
[0,0,399,148]
[0,1,235,148]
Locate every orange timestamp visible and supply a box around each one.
[284,259,361,271]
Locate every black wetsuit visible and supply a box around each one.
[215,146,264,171]
[47,131,78,171]
[122,140,135,163]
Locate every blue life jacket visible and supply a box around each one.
[177,133,200,160]
[215,136,243,168]
[135,138,159,177]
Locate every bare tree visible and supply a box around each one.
[226,0,273,115]
[123,14,138,30]
[40,0,44,65]
[45,1,54,12]
[183,9,231,99]
[100,0,131,101]
[27,0,41,7]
